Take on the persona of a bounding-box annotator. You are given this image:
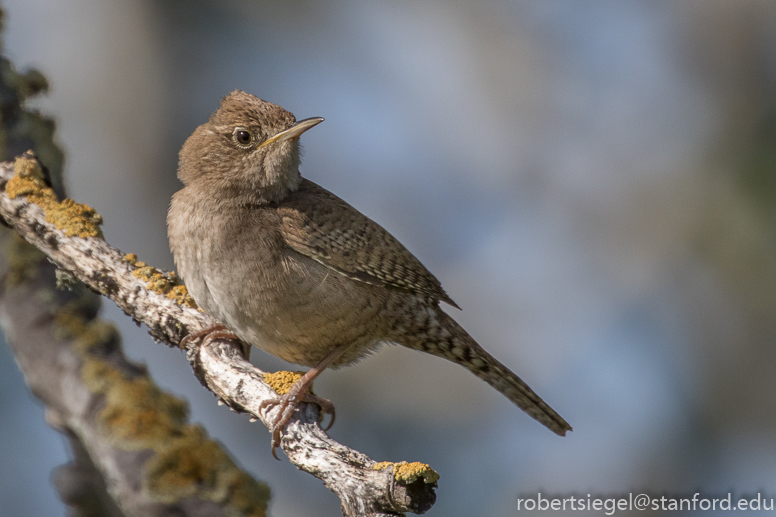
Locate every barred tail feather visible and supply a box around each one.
[464,342,571,435]
[409,308,572,436]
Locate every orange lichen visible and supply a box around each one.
[6,153,103,238]
[372,461,440,484]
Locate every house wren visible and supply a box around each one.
[168,90,572,457]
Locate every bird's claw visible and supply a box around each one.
[179,324,250,360]
[259,387,336,460]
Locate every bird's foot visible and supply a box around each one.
[179,324,250,360]
[259,380,335,460]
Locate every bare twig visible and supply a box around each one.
[0,155,437,516]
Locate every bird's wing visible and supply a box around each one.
[276,179,459,308]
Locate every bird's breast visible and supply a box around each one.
[168,189,388,366]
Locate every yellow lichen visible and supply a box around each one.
[395,462,440,484]
[128,260,197,308]
[122,253,149,269]
[81,357,189,449]
[52,301,119,355]
[372,461,439,485]
[262,370,307,395]
[148,276,172,293]
[46,198,103,238]
[81,356,124,393]
[6,153,104,238]
[63,302,187,449]
[80,355,270,514]
[101,376,188,448]
[145,427,217,496]
[54,313,117,355]
[132,266,157,283]
[74,320,117,354]
[166,285,197,308]
[145,426,270,515]
[6,153,51,198]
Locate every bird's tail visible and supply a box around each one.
[403,307,572,436]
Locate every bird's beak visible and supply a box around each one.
[258,117,324,148]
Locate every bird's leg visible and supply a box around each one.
[180,324,251,361]
[259,345,349,460]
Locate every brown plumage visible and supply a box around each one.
[168,90,571,457]
[278,180,460,309]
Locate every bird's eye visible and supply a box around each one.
[233,128,253,147]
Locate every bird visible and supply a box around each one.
[167,90,572,458]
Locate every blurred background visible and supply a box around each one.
[1,1,776,515]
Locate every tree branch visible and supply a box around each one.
[0,232,270,516]
[0,154,438,516]
[0,46,273,515]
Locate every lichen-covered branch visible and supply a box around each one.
[0,231,271,517]
[0,42,270,515]
[0,154,438,516]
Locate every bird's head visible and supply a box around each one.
[178,90,323,203]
